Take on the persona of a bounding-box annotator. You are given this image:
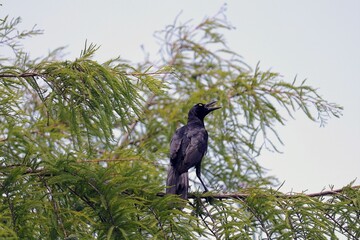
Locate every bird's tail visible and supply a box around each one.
[166,166,189,200]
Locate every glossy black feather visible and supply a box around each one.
[166,102,220,199]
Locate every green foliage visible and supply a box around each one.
[0,8,357,240]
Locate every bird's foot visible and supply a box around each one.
[202,190,214,205]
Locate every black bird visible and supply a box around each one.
[166,101,221,199]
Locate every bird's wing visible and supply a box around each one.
[182,128,208,169]
[170,126,186,165]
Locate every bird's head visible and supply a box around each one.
[188,101,221,121]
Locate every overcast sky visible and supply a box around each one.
[3,0,360,193]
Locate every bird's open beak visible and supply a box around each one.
[205,101,221,112]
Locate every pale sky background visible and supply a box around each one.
[3,0,360,193]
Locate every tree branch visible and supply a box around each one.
[0,71,168,79]
[157,185,360,199]
[117,94,156,148]
[0,72,42,78]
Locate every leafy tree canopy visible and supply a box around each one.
[1,9,358,240]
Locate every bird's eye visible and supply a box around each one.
[198,103,203,107]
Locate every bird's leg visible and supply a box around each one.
[196,164,215,204]
[196,164,208,192]
[198,176,209,192]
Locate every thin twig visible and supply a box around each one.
[127,71,169,76]
[39,176,68,237]
[189,201,219,238]
[76,158,142,163]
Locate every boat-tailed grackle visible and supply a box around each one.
[166,101,220,199]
